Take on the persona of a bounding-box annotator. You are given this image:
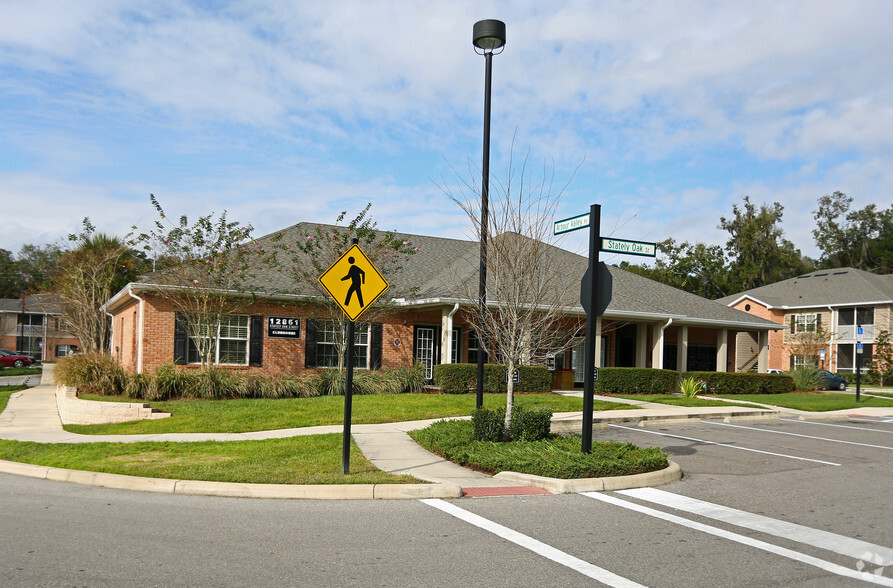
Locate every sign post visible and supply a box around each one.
[319,240,390,474]
[856,325,863,403]
[555,204,656,453]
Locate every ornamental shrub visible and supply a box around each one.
[686,371,794,394]
[54,352,127,395]
[595,367,678,394]
[508,404,553,442]
[433,363,552,394]
[471,406,505,442]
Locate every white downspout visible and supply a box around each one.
[127,290,145,374]
[827,305,836,372]
[443,303,460,364]
[106,312,115,356]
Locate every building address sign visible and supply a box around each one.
[267,316,301,339]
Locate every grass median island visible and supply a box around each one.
[410,419,668,479]
[710,392,893,411]
[0,435,420,485]
[65,393,633,435]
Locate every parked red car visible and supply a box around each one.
[0,350,35,369]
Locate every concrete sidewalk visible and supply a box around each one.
[2,370,891,499]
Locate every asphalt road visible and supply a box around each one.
[2,415,892,587]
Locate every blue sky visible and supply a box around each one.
[2,0,892,263]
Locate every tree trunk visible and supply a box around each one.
[504,359,515,439]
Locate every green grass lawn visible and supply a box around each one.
[66,393,633,435]
[0,385,26,413]
[611,394,762,408]
[0,435,418,485]
[711,392,893,412]
[0,366,42,377]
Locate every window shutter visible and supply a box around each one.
[816,314,821,330]
[305,320,318,368]
[789,355,795,370]
[249,315,263,367]
[370,323,383,370]
[174,312,188,365]
[790,315,795,332]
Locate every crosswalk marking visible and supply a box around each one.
[582,492,893,586]
[618,487,893,565]
[421,499,645,587]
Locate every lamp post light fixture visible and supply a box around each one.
[472,19,506,409]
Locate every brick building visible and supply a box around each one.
[0,293,81,361]
[103,222,782,383]
[719,267,893,373]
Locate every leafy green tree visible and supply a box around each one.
[272,204,417,371]
[870,330,893,387]
[0,248,24,298]
[719,195,813,292]
[15,243,62,294]
[52,219,145,352]
[621,238,730,299]
[813,191,893,273]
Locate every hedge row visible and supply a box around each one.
[432,363,551,394]
[594,367,679,395]
[686,371,794,394]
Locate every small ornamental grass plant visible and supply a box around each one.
[789,367,821,391]
[55,353,426,400]
[680,376,704,398]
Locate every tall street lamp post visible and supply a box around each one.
[472,19,506,409]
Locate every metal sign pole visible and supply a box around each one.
[582,204,601,454]
[342,237,360,474]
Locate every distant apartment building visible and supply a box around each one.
[719,268,893,373]
[0,293,81,360]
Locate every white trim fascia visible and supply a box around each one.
[776,299,893,311]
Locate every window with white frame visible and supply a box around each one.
[794,314,818,334]
[187,315,249,365]
[793,354,818,369]
[314,320,370,368]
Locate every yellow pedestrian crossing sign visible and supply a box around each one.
[318,244,390,322]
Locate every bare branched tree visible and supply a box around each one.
[439,149,585,428]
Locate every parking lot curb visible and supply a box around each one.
[493,460,682,494]
[0,459,463,500]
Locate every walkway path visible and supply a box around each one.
[2,367,892,498]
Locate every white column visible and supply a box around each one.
[758,331,769,372]
[716,329,728,372]
[636,323,648,367]
[676,325,688,373]
[594,317,603,367]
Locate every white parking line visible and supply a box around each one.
[421,499,645,587]
[608,424,841,466]
[617,487,893,565]
[582,492,893,586]
[780,418,893,434]
[706,421,893,450]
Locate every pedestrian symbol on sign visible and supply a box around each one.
[319,244,389,322]
[342,256,366,308]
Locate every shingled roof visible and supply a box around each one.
[717,267,893,309]
[108,222,779,330]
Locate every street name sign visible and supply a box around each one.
[318,244,389,322]
[600,238,656,257]
[554,213,590,235]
